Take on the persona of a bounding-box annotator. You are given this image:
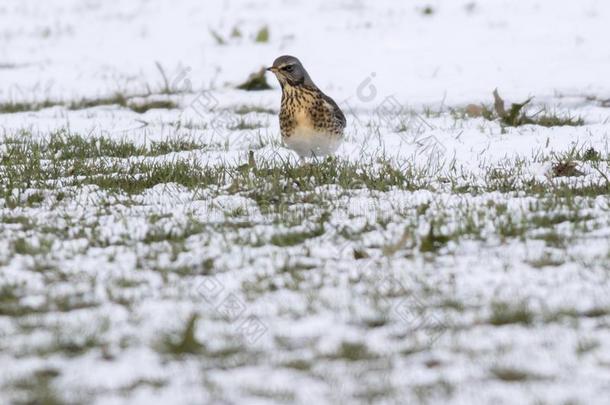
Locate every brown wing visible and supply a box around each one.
[321,93,346,131]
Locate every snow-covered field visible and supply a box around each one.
[1,0,610,404]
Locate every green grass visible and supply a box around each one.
[420,6,435,16]
[0,136,343,197]
[144,216,206,244]
[1,130,607,265]
[0,278,99,317]
[77,159,222,194]
[461,89,584,127]
[2,130,203,160]
[210,29,226,45]
[580,147,602,162]
[533,113,584,127]
[0,131,212,200]
[419,224,451,252]
[412,380,454,403]
[490,366,542,382]
[255,26,269,43]
[42,332,101,358]
[489,302,534,325]
[228,118,265,130]
[230,26,242,38]
[270,224,325,247]
[246,388,294,402]
[25,192,45,206]
[8,368,69,405]
[1,215,32,226]
[576,338,600,356]
[3,131,601,271]
[332,341,376,361]
[283,359,312,370]
[0,283,22,316]
[527,251,565,268]
[128,99,178,113]
[3,132,607,207]
[159,314,204,355]
[0,93,178,114]
[118,379,167,395]
[237,68,272,91]
[234,105,275,115]
[0,99,61,114]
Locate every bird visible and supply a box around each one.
[266,55,346,159]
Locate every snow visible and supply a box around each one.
[1,0,610,404]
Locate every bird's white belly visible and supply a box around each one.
[284,126,342,158]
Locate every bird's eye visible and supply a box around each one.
[282,65,294,72]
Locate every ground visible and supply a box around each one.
[1,0,610,404]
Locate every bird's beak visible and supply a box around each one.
[266,66,277,73]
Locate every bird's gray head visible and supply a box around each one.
[266,55,315,88]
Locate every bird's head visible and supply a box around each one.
[266,55,314,88]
